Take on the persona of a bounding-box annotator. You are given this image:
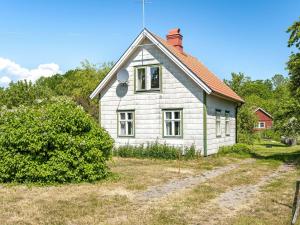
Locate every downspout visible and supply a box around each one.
[203,90,208,156]
[235,105,238,143]
[235,103,243,143]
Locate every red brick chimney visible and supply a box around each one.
[166,28,183,53]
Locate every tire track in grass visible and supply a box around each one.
[134,159,255,203]
[192,163,294,225]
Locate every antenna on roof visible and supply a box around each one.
[141,0,152,29]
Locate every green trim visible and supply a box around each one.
[203,91,207,156]
[99,93,101,126]
[134,67,136,94]
[116,110,135,138]
[161,108,183,139]
[235,106,238,143]
[159,65,163,93]
[134,64,162,93]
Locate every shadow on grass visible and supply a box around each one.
[249,149,300,167]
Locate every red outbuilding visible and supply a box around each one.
[254,108,273,130]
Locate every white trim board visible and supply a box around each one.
[90,28,212,99]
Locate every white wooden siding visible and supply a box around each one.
[100,38,237,155]
[100,39,205,153]
[206,94,237,154]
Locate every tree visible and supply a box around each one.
[271,74,287,90]
[35,61,113,120]
[224,72,250,95]
[1,80,52,108]
[287,17,300,100]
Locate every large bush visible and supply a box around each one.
[0,97,114,183]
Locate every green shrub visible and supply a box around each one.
[184,144,198,160]
[259,129,281,141]
[114,142,198,160]
[238,132,260,145]
[0,97,114,183]
[218,143,253,156]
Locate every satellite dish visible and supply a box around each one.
[117,69,129,84]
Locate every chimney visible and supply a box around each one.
[166,28,183,53]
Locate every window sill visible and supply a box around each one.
[135,89,161,93]
[163,136,183,139]
[117,135,135,138]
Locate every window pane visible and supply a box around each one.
[137,68,146,90]
[174,121,180,135]
[216,121,221,135]
[165,112,172,120]
[127,121,133,135]
[166,121,172,135]
[120,121,126,135]
[174,111,180,119]
[127,112,133,120]
[120,113,126,120]
[226,121,230,134]
[150,67,160,89]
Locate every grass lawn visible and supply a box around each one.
[0,142,299,225]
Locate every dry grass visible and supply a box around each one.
[0,143,299,225]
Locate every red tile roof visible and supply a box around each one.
[152,33,244,103]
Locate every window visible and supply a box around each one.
[137,67,146,91]
[258,122,265,128]
[216,109,221,137]
[150,66,160,89]
[163,110,182,137]
[135,65,161,91]
[225,111,230,136]
[118,111,134,137]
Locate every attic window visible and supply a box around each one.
[137,67,146,90]
[135,65,161,92]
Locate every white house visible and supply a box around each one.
[90,28,244,156]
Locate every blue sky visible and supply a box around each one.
[0,0,299,86]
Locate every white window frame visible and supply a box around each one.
[149,65,160,90]
[135,65,161,91]
[225,111,230,136]
[136,67,147,91]
[118,111,134,137]
[258,122,265,128]
[163,109,182,138]
[216,109,221,137]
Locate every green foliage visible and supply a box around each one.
[32,61,113,120]
[0,80,52,108]
[237,105,257,135]
[218,143,253,156]
[259,129,280,141]
[114,142,198,160]
[224,72,250,94]
[0,97,114,183]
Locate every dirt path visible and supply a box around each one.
[135,159,255,203]
[190,163,294,225]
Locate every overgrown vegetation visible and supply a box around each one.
[114,142,199,160]
[0,97,114,183]
[218,143,253,157]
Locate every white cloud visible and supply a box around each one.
[0,57,61,86]
[0,76,11,86]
